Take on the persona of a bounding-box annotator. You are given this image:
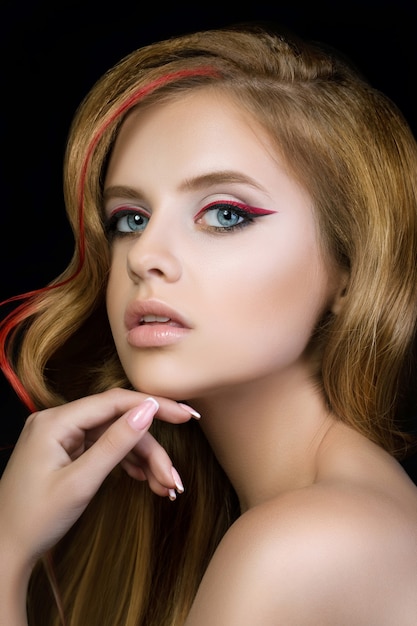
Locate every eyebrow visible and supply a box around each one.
[103,170,267,204]
[179,170,266,193]
[103,186,143,203]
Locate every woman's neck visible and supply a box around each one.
[192,363,336,511]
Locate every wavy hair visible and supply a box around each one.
[1,24,417,625]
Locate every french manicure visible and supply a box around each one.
[126,397,159,431]
[178,403,201,419]
[171,466,184,493]
[168,488,177,501]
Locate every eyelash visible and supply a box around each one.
[195,200,258,233]
[105,208,150,240]
[105,200,273,239]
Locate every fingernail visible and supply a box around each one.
[168,488,177,501]
[171,466,184,493]
[126,397,159,431]
[178,403,201,419]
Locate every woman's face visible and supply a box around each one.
[105,89,342,401]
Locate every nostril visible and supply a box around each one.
[127,251,182,283]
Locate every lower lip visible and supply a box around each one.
[126,324,190,348]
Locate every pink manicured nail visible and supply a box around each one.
[126,397,159,431]
[171,466,184,493]
[178,403,201,419]
[168,488,177,501]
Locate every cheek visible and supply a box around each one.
[202,241,331,358]
[106,260,127,333]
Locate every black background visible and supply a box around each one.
[1,0,416,476]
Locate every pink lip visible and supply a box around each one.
[124,299,192,348]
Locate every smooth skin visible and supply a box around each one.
[105,91,342,402]
[0,390,197,625]
[1,89,417,625]
[106,90,417,625]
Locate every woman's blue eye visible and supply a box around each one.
[118,212,149,232]
[206,207,244,228]
[198,203,250,230]
[106,210,149,238]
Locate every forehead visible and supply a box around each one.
[120,88,267,142]
[102,87,334,262]
[104,89,319,242]
[106,88,290,185]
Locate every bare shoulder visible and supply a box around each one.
[185,482,417,625]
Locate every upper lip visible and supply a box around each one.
[124,299,192,331]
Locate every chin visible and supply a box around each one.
[129,377,196,402]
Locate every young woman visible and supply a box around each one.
[1,25,417,625]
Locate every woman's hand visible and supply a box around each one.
[0,388,198,571]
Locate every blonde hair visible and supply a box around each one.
[1,24,417,624]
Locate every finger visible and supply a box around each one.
[121,458,183,500]
[62,398,159,496]
[120,431,184,496]
[41,388,200,436]
[120,458,147,481]
[130,431,177,485]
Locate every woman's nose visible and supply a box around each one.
[126,224,182,284]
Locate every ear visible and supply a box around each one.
[330,271,349,316]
